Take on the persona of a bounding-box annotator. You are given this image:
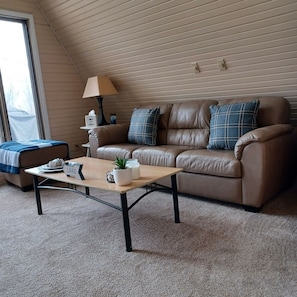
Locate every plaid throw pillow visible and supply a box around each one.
[128,107,160,145]
[207,100,260,150]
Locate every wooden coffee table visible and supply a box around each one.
[25,157,183,252]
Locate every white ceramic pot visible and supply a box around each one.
[113,168,132,186]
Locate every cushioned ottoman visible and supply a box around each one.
[0,140,69,191]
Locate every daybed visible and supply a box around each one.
[88,96,296,211]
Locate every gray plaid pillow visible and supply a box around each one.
[128,107,160,145]
[207,100,260,150]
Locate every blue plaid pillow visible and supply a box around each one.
[207,100,260,150]
[128,107,160,145]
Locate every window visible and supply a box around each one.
[0,10,50,143]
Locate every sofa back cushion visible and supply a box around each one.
[137,96,289,148]
[167,100,218,148]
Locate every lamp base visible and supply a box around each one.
[96,96,109,126]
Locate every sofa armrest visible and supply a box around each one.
[88,124,129,157]
[236,124,295,208]
[234,124,293,160]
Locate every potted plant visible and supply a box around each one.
[113,157,132,185]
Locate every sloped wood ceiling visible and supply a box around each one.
[1,0,296,158]
[36,0,297,124]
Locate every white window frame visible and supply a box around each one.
[0,9,51,139]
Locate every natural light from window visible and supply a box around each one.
[0,19,39,141]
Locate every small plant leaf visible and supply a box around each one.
[113,156,127,169]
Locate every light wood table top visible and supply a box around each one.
[25,157,183,194]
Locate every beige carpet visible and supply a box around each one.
[0,177,296,297]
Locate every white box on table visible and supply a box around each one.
[85,115,98,127]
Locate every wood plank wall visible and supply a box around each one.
[0,0,91,157]
[1,0,297,158]
[35,0,297,125]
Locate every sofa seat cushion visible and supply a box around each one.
[97,144,142,160]
[132,145,188,167]
[176,149,241,178]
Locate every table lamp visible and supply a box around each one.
[82,75,118,125]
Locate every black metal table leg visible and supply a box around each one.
[120,193,132,252]
[33,175,43,215]
[171,174,180,223]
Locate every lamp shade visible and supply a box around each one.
[82,75,118,98]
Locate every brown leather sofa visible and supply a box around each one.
[89,97,296,211]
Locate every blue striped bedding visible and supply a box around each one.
[0,140,67,174]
